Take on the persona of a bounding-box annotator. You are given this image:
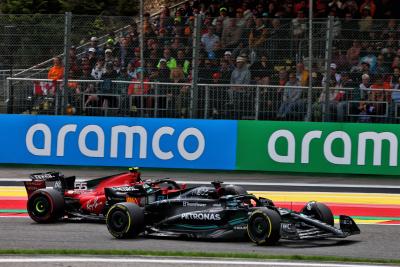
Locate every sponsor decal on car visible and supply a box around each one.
[181,212,221,221]
[183,201,207,207]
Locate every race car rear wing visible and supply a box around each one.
[24,171,76,197]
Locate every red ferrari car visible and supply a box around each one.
[24,168,185,223]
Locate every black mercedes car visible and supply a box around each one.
[105,182,360,245]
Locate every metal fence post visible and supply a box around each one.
[5,25,16,114]
[323,16,334,122]
[305,0,313,122]
[139,0,145,117]
[255,86,260,120]
[61,12,72,115]
[204,85,209,119]
[190,14,201,119]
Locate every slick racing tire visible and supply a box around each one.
[27,189,64,223]
[106,202,144,239]
[223,185,248,195]
[247,208,281,245]
[301,201,334,226]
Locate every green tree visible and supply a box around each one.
[0,0,138,15]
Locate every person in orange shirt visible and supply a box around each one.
[48,56,64,80]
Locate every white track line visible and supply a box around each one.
[0,257,393,267]
[1,178,400,189]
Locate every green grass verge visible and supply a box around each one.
[0,249,399,265]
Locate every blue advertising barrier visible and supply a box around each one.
[0,115,237,170]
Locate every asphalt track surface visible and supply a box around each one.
[0,166,400,263]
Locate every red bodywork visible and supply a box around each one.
[64,171,142,215]
[25,170,187,217]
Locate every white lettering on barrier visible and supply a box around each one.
[177,128,205,161]
[323,131,351,165]
[110,126,147,159]
[56,124,77,156]
[357,132,398,166]
[301,130,322,163]
[26,123,51,156]
[152,127,174,160]
[78,125,104,157]
[267,130,295,163]
[26,123,205,161]
[268,130,399,167]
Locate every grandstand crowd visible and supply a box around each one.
[46,0,400,121]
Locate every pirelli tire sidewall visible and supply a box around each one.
[106,202,144,239]
[247,208,281,245]
[301,201,334,226]
[27,188,65,223]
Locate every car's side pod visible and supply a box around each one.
[339,215,361,235]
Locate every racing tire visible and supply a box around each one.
[27,189,64,223]
[223,184,248,195]
[106,202,144,239]
[247,208,281,245]
[301,202,334,226]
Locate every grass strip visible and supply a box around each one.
[0,249,399,265]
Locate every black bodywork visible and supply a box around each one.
[106,183,360,243]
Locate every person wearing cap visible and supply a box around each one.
[230,56,250,85]
[322,63,341,87]
[104,49,113,65]
[229,56,251,118]
[212,7,230,28]
[88,36,104,57]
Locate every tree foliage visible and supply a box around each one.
[0,0,139,15]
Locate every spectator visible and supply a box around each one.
[99,62,118,109]
[219,59,232,84]
[250,54,274,82]
[292,9,307,40]
[201,26,220,54]
[229,56,252,119]
[119,37,134,68]
[88,36,104,57]
[258,75,276,120]
[208,72,228,119]
[375,54,389,77]
[157,48,177,70]
[48,56,64,81]
[223,51,235,67]
[359,73,371,100]
[104,49,113,65]
[198,58,215,84]
[91,57,105,80]
[359,0,376,17]
[249,18,268,58]
[277,72,303,119]
[336,72,355,121]
[176,49,190,77]
[221,18,242,50]
[158,59,171,83]
[230,56,251,85]
[171,66,190,117]
[346,40,362,66]
[212,7,230,28]
[295,62,309,87]
[322,63,341,87]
